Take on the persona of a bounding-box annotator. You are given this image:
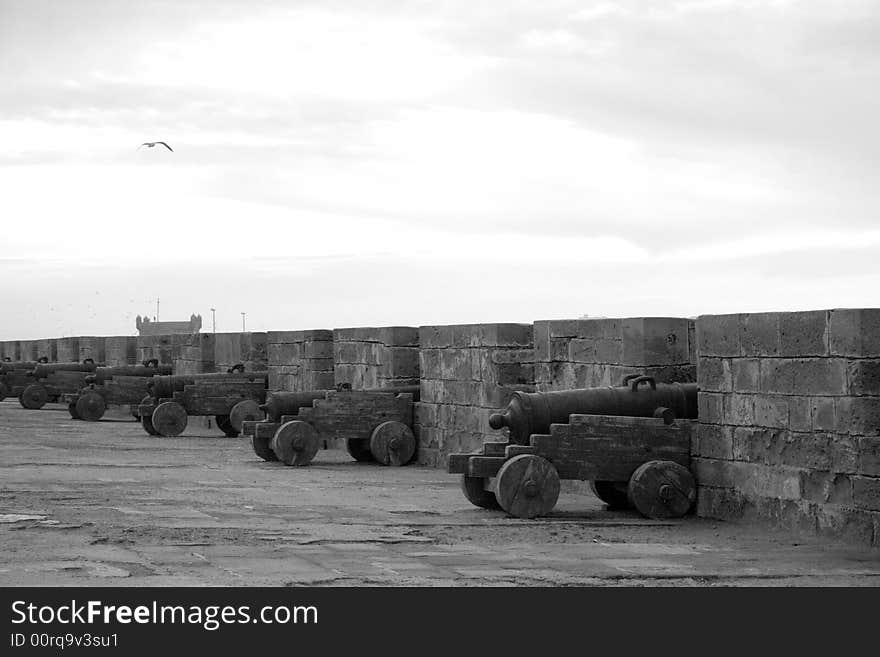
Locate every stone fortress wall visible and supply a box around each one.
[1,307,877,546]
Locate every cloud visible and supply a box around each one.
[2,0,879,338]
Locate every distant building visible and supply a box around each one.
[136,313,202,336]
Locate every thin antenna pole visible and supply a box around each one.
[241,312,246,332]
[156,297,160,322]
[210,308,216,333]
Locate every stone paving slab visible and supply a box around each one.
[0,400,878,586]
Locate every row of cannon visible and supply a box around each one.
[2,356,701,520]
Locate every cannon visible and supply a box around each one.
[241,384,421,467]
[138,368,268,437]
[61,364,173,421]
[19,359,100,410]
[0,361,40,402]
[489,375,697,445]
[448,376,698,520]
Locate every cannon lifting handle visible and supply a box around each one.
[628,375,656,391]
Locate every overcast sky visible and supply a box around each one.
[1,0,879,339]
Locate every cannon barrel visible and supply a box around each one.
[84,365,173,385]
[31,361,99,379]
[147,371,267,399]
[488,376,698,445]
[259,390,331,422]
[258,384,420,422]
[0,361,39,374]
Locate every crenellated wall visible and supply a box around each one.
[0,341,20,361]
[17,340,37,361]
[35,339,58,362]
[333,326,419,390]
[415,323,534,468]
[213,332,268,372]
[693,309,880,546]
[104,336,138,366]
[267,330,335,392]
[137,333,193,367]
[534,317,695,392]
[77,336,105,363]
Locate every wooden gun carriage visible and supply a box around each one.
[0,361,43,403]
[60,364,173,421]
[447,375,699,520]
[240,385,420,467]
[137,368,268,437]
[18,360,100,410]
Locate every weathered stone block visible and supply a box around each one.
[698,392,724,424]
[830,435,859,474]
[829,308,880,357]
[753,395,789,429]
[811,397,837,432]
[490,362,535,387]
[789,397,812,432]
[859,437,880,476]
[304,340,333,359]
[692,457,738,488]
[739,313,780,357]
[723,393,755,426]
[268,342,302,365]
[481,323,532,347]
[548,320,579,339]
[452,325,482,348]
[835,397,880,436]
[732,359,761,393]
[698,358,732,392]
[378,326,419,347]
[779,310,829,357]
[634,317,692,366]
[802,472,853,505]
[696,485,745,519]
[419,325,455,349]
[696,314,741,357]
[380,347,420,377]
[847,360,880,396]
[852,476,880,511]
[549,338,569,362]
[738,463,803,500]
[814,504,876,544]
[334,364,365,389]
[760,358,847,396]
[533,321,551,362]
[696,424,733,460]
[438,348,473,381]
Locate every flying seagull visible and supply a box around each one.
[139,141,173,152]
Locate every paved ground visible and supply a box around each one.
[0,400,878,586]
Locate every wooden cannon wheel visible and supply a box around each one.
[627,460,696,520]
[138,396,158,435]
[151,401,189,437]
[20,384,48,410]
[252,434,279,462]
[461,475,501,510]
[496,454,560,519]
[68,402,81,420]
[345,439,375,462]
[229,400,263,433]
[76,390,107,422]
[369,421,416,466]
[141,415,160,436]
[590,481,633,509]
[215,415,239,438]
[270,420,319,466]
